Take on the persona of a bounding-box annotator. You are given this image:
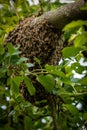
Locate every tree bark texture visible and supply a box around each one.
[33,0,87,29]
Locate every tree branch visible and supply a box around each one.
[34,0,87,29]
[49,95,59,130]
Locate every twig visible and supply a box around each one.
[38,0,44,16]
[50,95,59,130]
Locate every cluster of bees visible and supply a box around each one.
[5,16,63,106]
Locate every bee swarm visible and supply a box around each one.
[5,16,63,106]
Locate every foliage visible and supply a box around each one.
[0,0,87,130]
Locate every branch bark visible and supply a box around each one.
[34,0,87,29]
[51,100,58,130]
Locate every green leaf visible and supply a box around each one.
[83,113,87,121]
[6,43,21,56]
[34,57,41,65]
[74,33,87,47]
[37,74,55,93]
[68,26,85,42]
[63,20,86,31]
[45,64,65,78]
[71,62,85,74]
[62,46,81,58]
[79,77,87,85]
[24,116,33,130]
[10,76,23,97]
[0,44,5,55]
[0,67,7,78]
[0,86,5,94]
[26,63,34,68]
[10,80,19,96]
[6,43,15,55]
[13,76,24,86]
[10,55,20,65]
[63,27,78,40]
[16,57,28,64]
[24,76,36,96]
[62,78,75,87]
[64,104,79,115]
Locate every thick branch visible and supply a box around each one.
[34,0,87,29]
